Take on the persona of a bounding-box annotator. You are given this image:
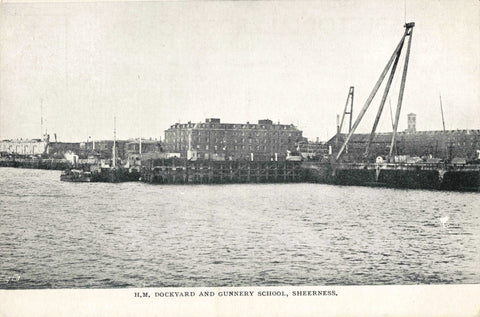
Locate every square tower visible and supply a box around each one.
[407,113,416,133]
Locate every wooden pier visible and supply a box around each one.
[141,159,304,184]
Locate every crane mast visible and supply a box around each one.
[335,22,415,162]
[338,86,355,134]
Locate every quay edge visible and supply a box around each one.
[302,161,480,191]
[0,157,71,170]
[1,157,479,191]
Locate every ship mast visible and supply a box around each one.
[113,114,116,168]
[439,94,449,160]
[40,99,43,139]
[439,94,446,132]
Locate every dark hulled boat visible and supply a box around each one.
[60,169,92,182]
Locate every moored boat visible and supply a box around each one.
[60,169,92,182]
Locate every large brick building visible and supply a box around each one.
[164,118,303,161]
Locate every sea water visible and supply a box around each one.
[1,167,479,288]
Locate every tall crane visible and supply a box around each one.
[336,86,354,152]
[338,86,355,134]
[335,22,415,162]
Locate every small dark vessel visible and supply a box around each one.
[60,169,92,182]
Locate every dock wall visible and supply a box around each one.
[302,162,480,191]
[0,158,71,170]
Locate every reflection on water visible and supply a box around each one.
[0,167,479,288]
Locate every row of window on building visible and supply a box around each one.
[164,118,303,159]
[171,144,289,151]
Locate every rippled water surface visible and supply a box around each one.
[1,167,479,288]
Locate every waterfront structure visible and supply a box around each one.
[0,134,50,156]
[297,140,328,160]
[0,134,87,159]
[46,142,81,158]
[80,140,123,160]
[164,118,303,161]
[141,159,304,184]
[79,139,160,160]
[303,160,480,191]
[124,139,163,156]
[124,139,164,166]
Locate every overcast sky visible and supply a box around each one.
[1,0,479,142]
